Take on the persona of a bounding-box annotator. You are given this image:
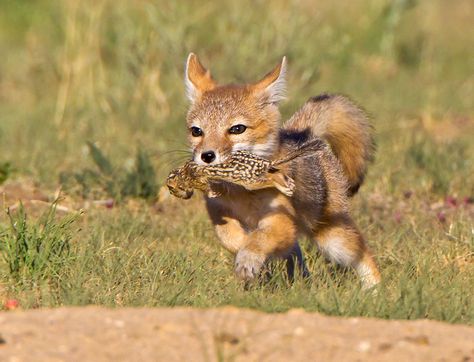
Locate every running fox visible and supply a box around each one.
[183,53,381,288]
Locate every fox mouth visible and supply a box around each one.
[191,141,277,165]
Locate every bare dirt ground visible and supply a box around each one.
[0,307,473,361]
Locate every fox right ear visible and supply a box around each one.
[252,56,287,105]
[184,53,216,103]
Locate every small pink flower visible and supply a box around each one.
[445,196,457,208]
[436,211,446,223]
[4,299,19,310]
[105,199,115,209]
[393,211,402,223]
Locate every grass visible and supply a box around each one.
[0,0,473,324]
[59,142,158,200]
[1,202,79,283]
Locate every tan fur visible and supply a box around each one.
[183,54,380,288]
[284,94,375,195]
[185,53,216,101]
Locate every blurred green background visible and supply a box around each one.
[0,0,472,192]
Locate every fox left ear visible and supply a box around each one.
[252,56,287,104]
[184,53,216,103]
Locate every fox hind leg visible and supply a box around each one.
[313,214,380,289]
[285,242,311,282]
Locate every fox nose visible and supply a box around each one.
[201,151,216,164]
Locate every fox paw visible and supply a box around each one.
[234,249,265,281]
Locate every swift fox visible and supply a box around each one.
[183,53,381,288]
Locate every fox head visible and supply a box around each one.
[184,53,287,165]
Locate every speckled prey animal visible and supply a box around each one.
[166,140,323,200]
[182,53,381,289]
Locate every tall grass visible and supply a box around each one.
[59,142,158,200]
[1,202,80,283]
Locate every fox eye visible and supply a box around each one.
[228,124,247,135]
[190,126,203,137]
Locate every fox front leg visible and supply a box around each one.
[234,208,297,282]
[234,249,267,281]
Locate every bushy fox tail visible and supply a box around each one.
[283,94,375,195]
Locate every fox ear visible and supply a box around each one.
[252,56,287,104]
[184,53,216,103]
